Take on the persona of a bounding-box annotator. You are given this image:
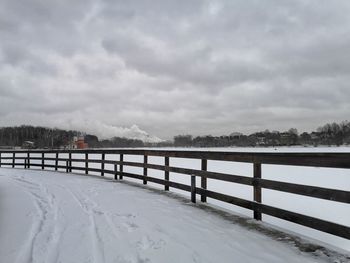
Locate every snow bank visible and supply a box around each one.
[1,168,347,263]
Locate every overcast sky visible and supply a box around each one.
[1,0,350,140]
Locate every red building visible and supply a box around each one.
[75,136,88,149]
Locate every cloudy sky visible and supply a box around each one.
[1,0,350,140]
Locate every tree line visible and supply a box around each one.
[173,121,350,147]
[0,126,78,148]
[0,125,145,149]
[1,121,350,149]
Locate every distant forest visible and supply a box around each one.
[1,121,350,149]
[174,121,350,147]
[0,126,145,149]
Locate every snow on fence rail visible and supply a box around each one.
[0,149,349,240]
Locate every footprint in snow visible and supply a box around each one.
[92,209,104,215]
[137,256,151,263]
[115,213,137,219]
[136,236,166,251]
[122,222,139,232]
[114,255,151,263]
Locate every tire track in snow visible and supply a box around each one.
[42,183,65,263]
[65,185,106,263]
[11,178,45,263]
[78,186,168,263]
[66,182,148,263]
[11,176,64,263]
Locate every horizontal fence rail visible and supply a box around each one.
[0,149,349,240]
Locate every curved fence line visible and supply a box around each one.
[0,149,349,240]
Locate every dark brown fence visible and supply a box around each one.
[0,149,349,239]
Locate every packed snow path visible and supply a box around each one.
[0,169,346,263]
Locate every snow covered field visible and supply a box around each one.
[0,168,348,263]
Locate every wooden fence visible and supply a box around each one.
[0,149,349,239]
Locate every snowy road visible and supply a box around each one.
[0,169,347,263]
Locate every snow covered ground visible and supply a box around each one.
[120,146,350,252]
[73,146,349,252]
[1,168,348,263]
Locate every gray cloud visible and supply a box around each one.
[0,0,350,140]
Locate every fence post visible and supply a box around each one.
[68,152,72,172]
[101,153,105,176]
[66,160,69,173]
[201,159,207,202]
[85,153,88,175]
[191,175,196,203]
[41,152,45,170]
[55,152,58,171]
[143,155,147,185]
[0,152,1,167]
[27,152,30,169]
[114,163,118,180]
[24,158,27,169]
[253,163,262,220]
[164,156,169,191]
[12,152,15,168]
[119,154,123,179]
